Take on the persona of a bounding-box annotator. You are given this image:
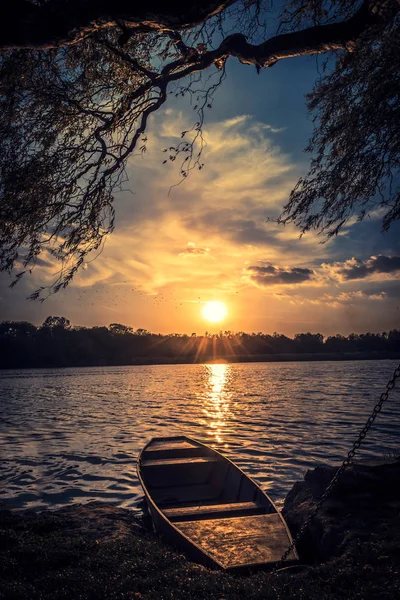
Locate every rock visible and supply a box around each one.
[282,458,400,563]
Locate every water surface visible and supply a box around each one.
[0,360,399,512]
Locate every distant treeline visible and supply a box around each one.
[1,316,400,368]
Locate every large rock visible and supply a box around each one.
[282,458,400,563]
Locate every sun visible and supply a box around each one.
[202,301,228,323]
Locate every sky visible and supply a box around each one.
[1,52,399,337]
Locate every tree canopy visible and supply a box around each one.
[1,317,399,367]
[0,0,399,297]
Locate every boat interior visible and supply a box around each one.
[139,436,297,569]
[139,436,275,521]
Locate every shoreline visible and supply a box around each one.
[1,351,399,370]
[126,351,400,365]
[1,459,399,599]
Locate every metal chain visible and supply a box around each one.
[275,361,400,569]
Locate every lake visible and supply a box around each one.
[0,360,399,512]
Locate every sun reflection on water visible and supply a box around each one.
[203,363,232,445]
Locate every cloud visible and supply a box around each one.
[183,208,282,247]
[274,289,388,309]
[179,242,211,257]
[322,255,400,281]
[318,290,388,307]
[246,262,315,286]
[112,111,301,256]
[336,290,387,302]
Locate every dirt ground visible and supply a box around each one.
[1,460,399,600]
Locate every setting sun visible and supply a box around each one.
[202,301,228,323]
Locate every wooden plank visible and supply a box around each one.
[141,456,218,468]
[142,457,217,488]
[151,483,219,506]
[175,513,297,569]
[148,440,196,451]
[143,440,206,460]
[163,501,266,522]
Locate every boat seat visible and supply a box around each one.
[141,456,218,468]
[163,501,267,522]
[151,483,220,506]
[141,456,219,489]
[142,440,207,460]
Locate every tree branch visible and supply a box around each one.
[215,1,396,67]
[0,0,235,49]
[138,0,397,85]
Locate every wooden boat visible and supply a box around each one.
[137,435,298,570]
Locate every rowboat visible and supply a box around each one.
[137,435,298,570]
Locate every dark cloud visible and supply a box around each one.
[229,220,281,246]
[337,255,400,280]
[323,219,400,264]
[247,262,314,286]
[184,208,286,248]
[16,254,53,269]
[34,256,54,268]
[361,279,400,299]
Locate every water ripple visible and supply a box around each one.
[0,361,399,512]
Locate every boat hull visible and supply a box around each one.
[137,436,298,570]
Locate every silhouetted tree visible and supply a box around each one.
[0,1,399,295]
[42,316,71,330]
[0,318,399,368]
[280,7,400,235]
[134,328,151,336]
[294,332,324,353]
[0,321,36,337]
[109,323,133,335]
[325,334,348,353]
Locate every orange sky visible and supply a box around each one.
[1,60,399,336]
